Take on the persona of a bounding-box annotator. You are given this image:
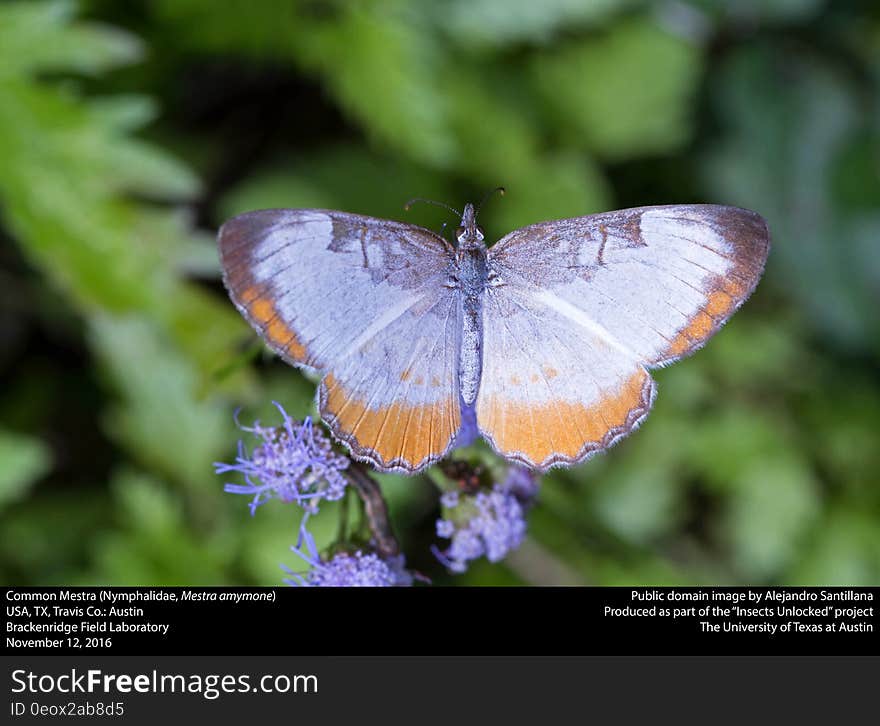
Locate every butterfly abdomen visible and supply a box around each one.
[458,246,488,407]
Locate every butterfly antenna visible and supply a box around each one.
[404,197,462,217]
[476,186,506,215]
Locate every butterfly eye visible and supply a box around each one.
[476,226,485,240]
[454,226,466,240]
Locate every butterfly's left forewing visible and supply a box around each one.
[220,209,462,473]
[478,204,769,469]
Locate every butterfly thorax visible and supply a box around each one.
[455,203,489,407]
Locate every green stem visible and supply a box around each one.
[336,487,350,544]
[344,463,400,558]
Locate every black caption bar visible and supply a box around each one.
[3,587,877,655]
[5,655,878,720]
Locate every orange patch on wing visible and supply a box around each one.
[706,290,734,317]
[667,333,690,357]
[249,294,273,324]
[667,311,715,357]
[323,374,459,468]
[656,240,762,365]
[478,369,650,466]
[244,287,308,362]
[688,311,715,339]
[543,365,559,379]
[724,277,746,298]
[239,285,263,304]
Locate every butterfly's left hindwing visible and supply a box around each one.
[219,209,462,473]
[477,281,656,470]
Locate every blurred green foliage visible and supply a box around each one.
[1,0,878,586]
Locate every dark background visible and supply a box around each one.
[1,0,878,586]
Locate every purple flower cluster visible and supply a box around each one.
[215,403,349,516]
[283,533,413,587]
[219,402,415,586]
[218,402,540,584]
[434,466,539,573]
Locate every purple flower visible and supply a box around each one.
[434,465,539,573]
[503,465,540,501]
[436,519,455,538]
[440,491,459,508]
[215,402,349,515]
[283,533,413,587]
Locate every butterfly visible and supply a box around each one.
[219,201,770,474]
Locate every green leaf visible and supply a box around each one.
[801,374,880,492]
[0,1,143,79]
[0,1,248,389]
[722,455,821,579]
[435,0,635,49]
[530,17,702,159]
[153,1,461,166]
[0,490,112,583]
[702,44,880,352]
[87,469,233,585]
[591,427,687,545]
[89,315,232,493]
[0,430,52,509]
[683,406,791,492]
[695,0,825,24]
[483,153,610,235]
[788,508,880,585]
[150,0,313,57]
[220,144,454,223]
[433,58,611,230]
[293,5,459,167]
